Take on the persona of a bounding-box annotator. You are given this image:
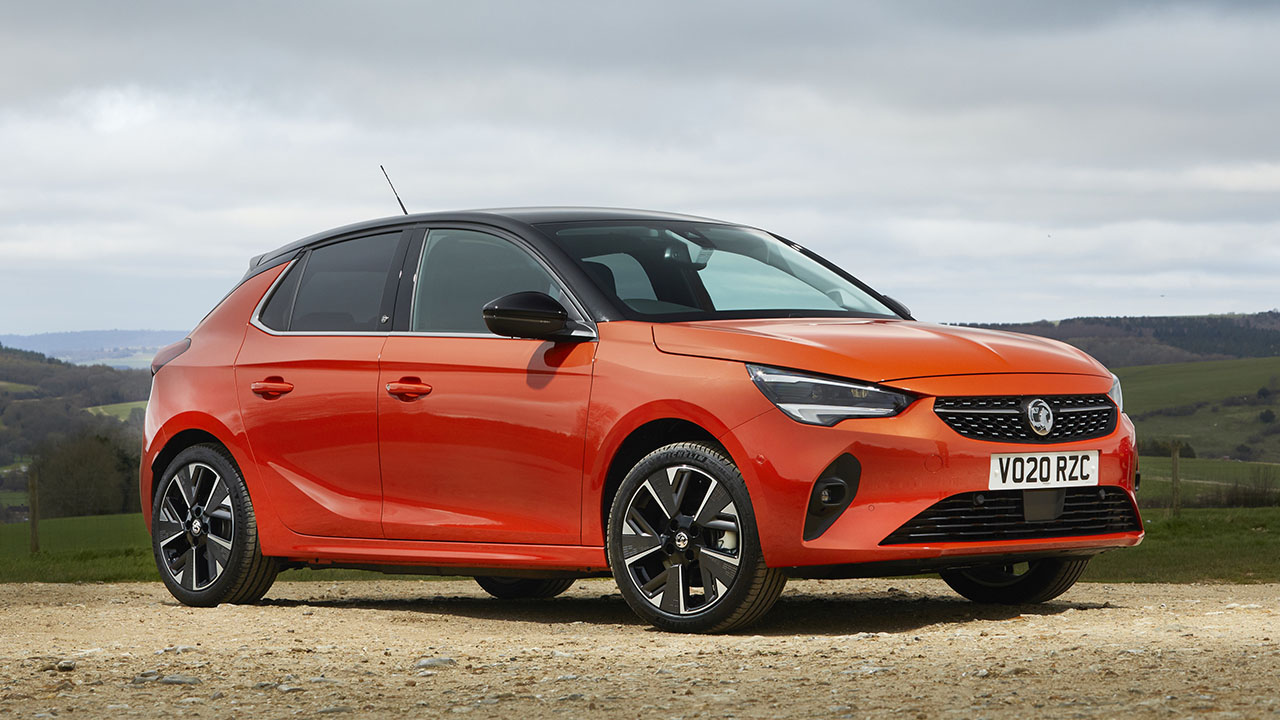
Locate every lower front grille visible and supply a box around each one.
[880,487,1140,545]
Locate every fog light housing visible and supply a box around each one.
[804,454,861,541]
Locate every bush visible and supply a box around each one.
[1262,409,1277,424]
[1137,438,1196,458]
[30,427,140,518]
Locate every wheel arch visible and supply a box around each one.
[597,417,725,540]
[149,429,224,498]
[144,413,255,527]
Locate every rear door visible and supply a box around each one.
[378,227,595,544]
[236,229,411,538]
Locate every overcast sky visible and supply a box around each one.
[1,1,1278,335]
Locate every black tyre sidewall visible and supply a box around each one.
[940,557,1090,604]
[607,442,770,633]
[151,444,258,607]
[474,576,575,599]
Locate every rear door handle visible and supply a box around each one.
[386,378,432,400]
[250,379,294,397]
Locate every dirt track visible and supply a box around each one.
[1,578,1278,719]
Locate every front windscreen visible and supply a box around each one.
[537,221,897,321]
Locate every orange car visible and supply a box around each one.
[143,208,1141,632]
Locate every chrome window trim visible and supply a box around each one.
[247,234,599,341]
[248,257,392,338]
[405,225,597,338]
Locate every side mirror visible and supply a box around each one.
[882,295,913,319]
[483,292,589,341]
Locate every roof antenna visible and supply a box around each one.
[380,164,409,215]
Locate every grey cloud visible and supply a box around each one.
[0,1,1278,334]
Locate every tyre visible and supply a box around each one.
[939,557,1090,604]
[151,444,279,607]
[474,576,575,599]
[607,441,786,633]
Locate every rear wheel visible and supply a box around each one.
[939,557,1090,604]
[607,441,786,633]
[474,576,575,599]
[151,444,278,607]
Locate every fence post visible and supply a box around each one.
[1170,443,1181,517]
[28,467,39,554]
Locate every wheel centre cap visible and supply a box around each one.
[673,531,690,550]
[190,518,204,536]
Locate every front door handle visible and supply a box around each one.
[250,378,294,398]
[386,378,432,400]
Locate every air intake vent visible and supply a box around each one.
[933,394,1116,443]
[881,486,1139,545]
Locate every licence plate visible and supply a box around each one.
[988,450,1099,490]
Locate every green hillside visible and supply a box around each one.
[1116,356,1280,462]
[1116,356,1280,414]
[86,400,148,420]
[0,344,149,517]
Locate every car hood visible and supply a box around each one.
[651,318,1109,385]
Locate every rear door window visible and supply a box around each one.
[284,232,401,332]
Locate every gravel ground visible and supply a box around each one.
[1,578,1278,719]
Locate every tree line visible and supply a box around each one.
[1,343,149,518]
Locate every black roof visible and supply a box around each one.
[249,206,730,271]
[466,206,725,224]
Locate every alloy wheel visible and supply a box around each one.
[156,462,235,591]
[618,464,742,615]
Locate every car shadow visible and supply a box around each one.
[258,582,1116,636]
[752,590,1109,636]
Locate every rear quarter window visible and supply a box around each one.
[268,232,401,333]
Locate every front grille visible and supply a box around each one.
[934,394,1116,443]
[880,487,1140,545]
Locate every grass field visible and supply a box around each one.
[86,400,147,420]
[0,380,36,394]
[1135,456,1280,507]
[1085,507,1280,583]
[0,490,28,507]
[4,508,1280,586]
[1133,405,1279,462]
[1116,356,1280,415]
[0,514,152,583]
[1115,356,1280,462]
[0,513,443,584]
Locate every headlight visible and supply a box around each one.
[1108,373,1124,413]
[747,364,914,426]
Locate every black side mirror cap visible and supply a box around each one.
[483,291,593,342]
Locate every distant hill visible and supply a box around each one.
[969,311,1280,368]
[0,343,150,471]
[0,330,186,369]
[1116,356,1280,463]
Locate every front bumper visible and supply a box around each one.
[719,374,1142,569]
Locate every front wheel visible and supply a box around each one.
[939,557,1090,604]
[151,444,278,607]
[607,441,786,633]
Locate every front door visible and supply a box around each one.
[378,228,595,544]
